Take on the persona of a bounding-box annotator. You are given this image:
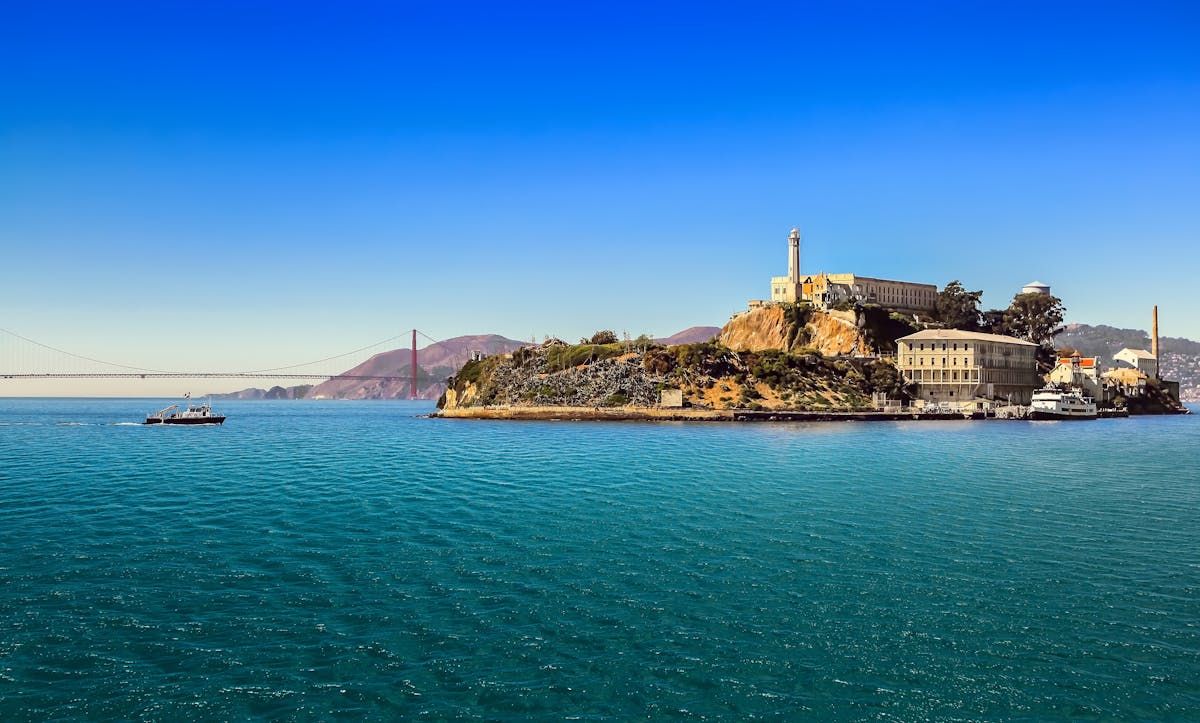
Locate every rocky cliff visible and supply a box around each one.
[719,305,874,356]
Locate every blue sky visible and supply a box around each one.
[1,1,1198,394]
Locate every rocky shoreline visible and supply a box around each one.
[434,406,994,422]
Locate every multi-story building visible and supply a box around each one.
[896,329,1041,406]
[764,228,937,314]
[1048,354,1106,403]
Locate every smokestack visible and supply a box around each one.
[1152,306,1159,377]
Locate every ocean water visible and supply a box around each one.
[1,398,1198,720]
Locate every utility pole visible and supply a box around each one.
[411,329,418,399]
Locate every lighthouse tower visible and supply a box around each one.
[787,227,801,283]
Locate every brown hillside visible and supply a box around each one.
[719,305,873,356]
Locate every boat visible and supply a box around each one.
[144,397,225,425]
[1029,384,1097,420]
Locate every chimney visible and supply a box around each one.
[1152,305,1160,377]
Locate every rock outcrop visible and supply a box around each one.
[719,305,873,356]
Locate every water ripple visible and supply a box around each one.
[0,399,1197,719]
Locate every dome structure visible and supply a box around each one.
[1021,281,1051,296]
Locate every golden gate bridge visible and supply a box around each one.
[0,327,450,398]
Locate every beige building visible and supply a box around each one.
[897,329,1041,406]
[1113,348,1158,378]
[764,228,937,314]
[1048,354,1106,403]
[1103,367,1149,398]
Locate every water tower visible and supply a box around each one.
[1021,281,1051,296]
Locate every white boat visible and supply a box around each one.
[1029,384,1097,420]
[144,396,225,425]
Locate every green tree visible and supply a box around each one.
[935,280,983,330]
[586,330,618,345]
[979,308,1008,335]
[1003,293,1066,346]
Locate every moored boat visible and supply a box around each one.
[1029,384,1097,420]
[144,397,225,425]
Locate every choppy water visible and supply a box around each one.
[1,398,1198,720]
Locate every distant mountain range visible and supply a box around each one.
[1054,323,1200,401]
[212,327,722,401]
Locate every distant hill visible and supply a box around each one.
[211,327,726,401]
[655,326,721,345]
[211,385,312,400]
[1054,323,1199,402]
[307,334,533,400]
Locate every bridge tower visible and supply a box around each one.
[411,329,417,399]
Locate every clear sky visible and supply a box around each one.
[2,1,1198,396]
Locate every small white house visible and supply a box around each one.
[1113,348,1158,378]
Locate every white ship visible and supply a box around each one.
[144,395,225,425]
[1029,384,1097,420]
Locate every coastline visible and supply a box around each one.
[433,405,733,422]
[435,406,988,422]
[432,405,1176,422]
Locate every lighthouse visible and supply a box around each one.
[787,227,801,283]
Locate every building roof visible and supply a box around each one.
[1117,348,1156,359]
[1023,281,1050,289]
[1057,357,1098,368]
[897,329,1038,346]
[820,272,937,289]
[1103,367,1148,384]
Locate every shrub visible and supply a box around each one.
[545,343,624,372]
[604,392,629,407]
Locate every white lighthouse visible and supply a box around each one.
[787,227,801,283]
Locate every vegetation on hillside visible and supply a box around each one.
[858,304,921,353]
[442,337,911,412]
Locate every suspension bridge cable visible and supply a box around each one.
[415,329,442,345]
[242,332,411,373]
[0,326,171,373]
